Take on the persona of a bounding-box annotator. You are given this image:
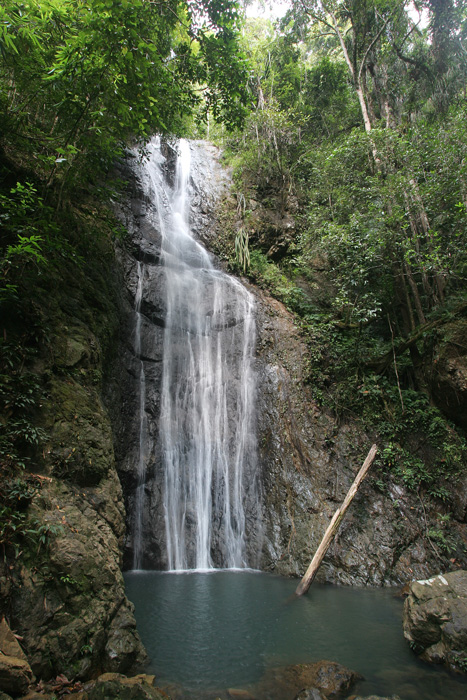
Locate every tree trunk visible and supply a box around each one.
[295,444,378,596]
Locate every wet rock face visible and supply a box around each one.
[253,291,467,584]
[6,415,147,681]
[189,140,231,248]
[108,152,166,569]
[403,570,467,673]
[0,212,147,681]
[112,141,258,570]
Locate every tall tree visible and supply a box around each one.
[0,0,249,188]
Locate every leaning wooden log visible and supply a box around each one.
[295,444,378,597]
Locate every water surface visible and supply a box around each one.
[124,570,467,699]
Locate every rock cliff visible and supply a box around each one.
[112,140,467,585]
[254,288,467,583]
[0,195,146,680]
[4,137,465,688]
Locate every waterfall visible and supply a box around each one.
[130,138,261,571]
[132,261,148,570]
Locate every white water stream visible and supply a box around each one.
[132,138,259,571]
[132,260,148,570]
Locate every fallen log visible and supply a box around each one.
[295,444,378,597]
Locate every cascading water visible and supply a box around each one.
[129,137,261,571]
[132,261,148,570]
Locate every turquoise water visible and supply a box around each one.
[124,570,467,699]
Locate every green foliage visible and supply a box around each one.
[80,643,93,657]
[0,0,249,190]
[59,573,80,588]
[235,226,250,272]
[0,310,51,559]
[221,5,467,517]
[0,181,51,301]
[299,56,360,137]
[427,513,457,555]
[0,485,62,559]
[248,250,293,303]
[453,652,467,674]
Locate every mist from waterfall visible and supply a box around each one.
[131,137,260,571]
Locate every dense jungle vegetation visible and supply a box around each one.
[218,0,467,533]
[0,0,249,560]
[1,0,467,562]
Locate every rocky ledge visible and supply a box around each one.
[403,569,467,673]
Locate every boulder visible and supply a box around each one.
[311,661,361,697]
[86,673,167,700]
[0,619,28,661]
[0,619,34,697]
[256,659,361,699]
[294,689,326,700]
[403,570,467,672]
[0,655,34,697]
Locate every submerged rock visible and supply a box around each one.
[254,659,361,699]
[227,690,258,699]
[403,570,467,673]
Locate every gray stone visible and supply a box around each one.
[403,570,467,673]
[104,601,148,674]
[294,689,326,700]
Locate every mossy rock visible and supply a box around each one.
[43,377,114,486]
[88,675,167,700]
[53,324,101,370]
